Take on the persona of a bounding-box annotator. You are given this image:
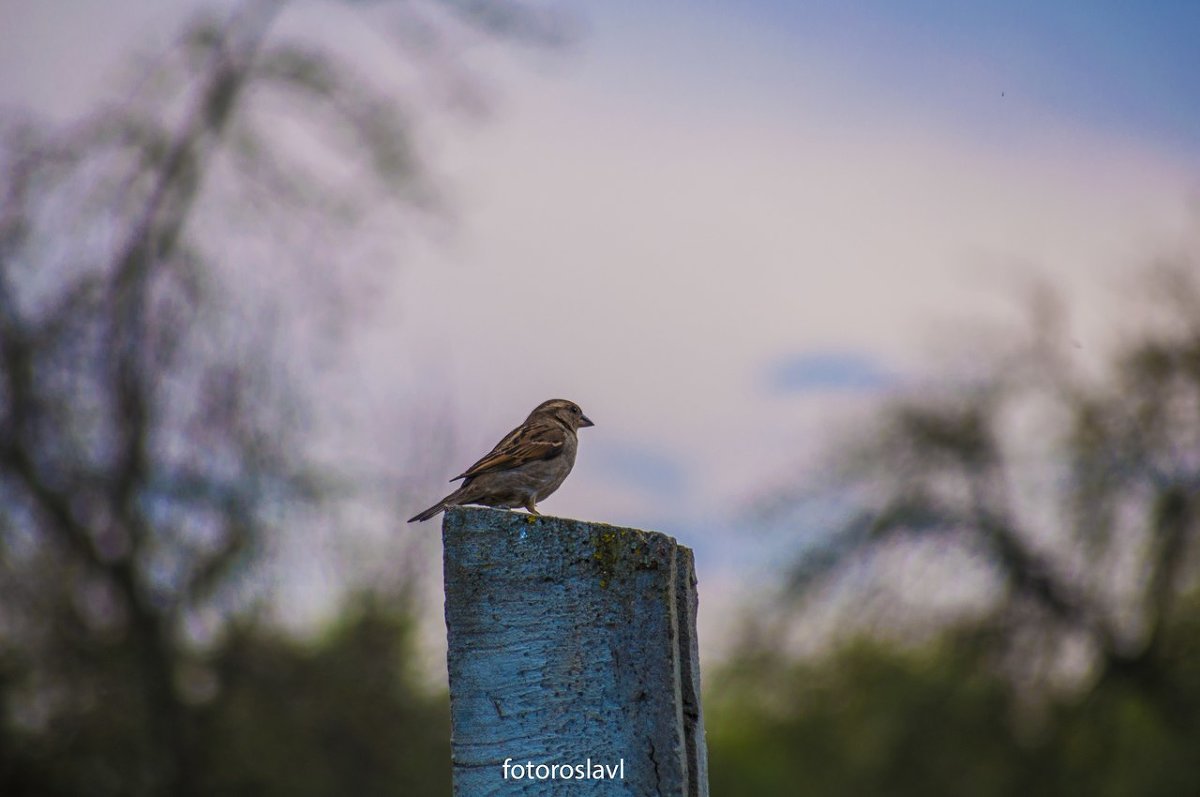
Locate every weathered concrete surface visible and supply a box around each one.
[443,506,708,796]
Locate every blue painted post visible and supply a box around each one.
[442,506,708,796]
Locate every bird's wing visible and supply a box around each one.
[451,421,566,481]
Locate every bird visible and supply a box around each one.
[407,398,594,522]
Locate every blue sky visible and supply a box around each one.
[571,0,1200,191]
[2,0,1198,658]
[659,0,1200,153]
[4,1,1198,147]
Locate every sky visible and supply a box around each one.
[3,0,1199,660]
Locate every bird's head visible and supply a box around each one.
[531,398,594,431]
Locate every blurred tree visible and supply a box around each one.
[196,593,451,797]
[709,632,1028,797]
[778,259,1200,715]
[709,591,1200,796]
[0,1,564,795]
[715,255,1200,794]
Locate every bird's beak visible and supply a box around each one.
[579,414,595,428]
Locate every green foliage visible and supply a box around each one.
[708,596,1200,796]
[709,637,1022,797]
[197,595,450,797]
[1,593,451,797]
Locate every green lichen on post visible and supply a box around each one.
[590,527,626,588]
[589,525,670,588]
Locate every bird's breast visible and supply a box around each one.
[531,433,577,500]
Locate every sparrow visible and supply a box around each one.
[407,398,594,522]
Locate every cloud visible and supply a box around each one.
[765,351,894,394]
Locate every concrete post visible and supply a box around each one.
[442,506,708,796]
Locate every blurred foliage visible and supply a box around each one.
[197,595,451,797]
[714,256,1200,793]
[782,259,1200,695]
[709,590,1200,796]
[1,592,450,797]
[0,1,561,795]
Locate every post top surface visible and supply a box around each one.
[443,505,689,552]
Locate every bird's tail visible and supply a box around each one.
[408,483,472,522]
[407,499,449,523]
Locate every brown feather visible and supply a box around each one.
[450,420,567,481]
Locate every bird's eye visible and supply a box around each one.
[572,406,581,414]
